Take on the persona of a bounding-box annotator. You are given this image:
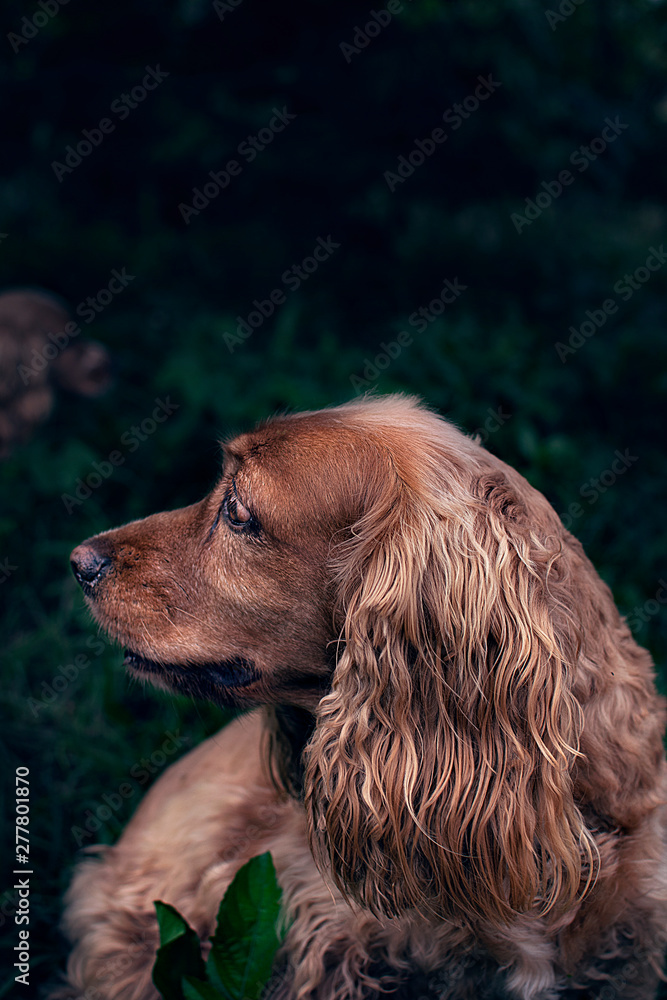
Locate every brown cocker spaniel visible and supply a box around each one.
[60,396,667,1000]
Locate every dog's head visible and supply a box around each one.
[70,399,385,707]
[71,395,598,924]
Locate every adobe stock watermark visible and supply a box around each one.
[559,449,638,531]
[511,116,628,233]
[545,0,585,30]
[339,0,413,62]
[213,0,244,20]
[220,802,285,863]
[7,0,70,54]
[179,106,296,224]
[384,75,501,192]
[472,406,511,444]
[594,961,647,1000]
[61,397,180,513]
[224,235,340,351]
[626,580,667,635]
[17,267,134,386]
[84,933,153,1000]
[350,276,467,392]
[71,731,189,847]
[0,558,18,584]
[28,634,107,717]
[51,66,169,182]
[555,245,667,362]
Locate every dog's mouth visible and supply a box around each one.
[123,649,259,700]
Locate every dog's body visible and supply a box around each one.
[58,396,667,999]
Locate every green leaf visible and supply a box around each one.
[152,901,206,1000]
[155,900,196,946]
[182,977,227,1000]
[207,853,283,1000]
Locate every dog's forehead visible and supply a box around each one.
[227,412,361,467]
[222,403,482,512]
[224,412,372,519]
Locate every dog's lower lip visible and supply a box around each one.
[122,649,257,688]
[123,650,152,670]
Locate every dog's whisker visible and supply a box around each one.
[167,604,210,629]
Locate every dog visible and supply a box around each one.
[58,395,667,999]
[0,289,111,458]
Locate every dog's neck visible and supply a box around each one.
[266,704,316,799]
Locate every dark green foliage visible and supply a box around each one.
[206,852,283,1000]
[153,853,284,1000]
[154,902,208,999]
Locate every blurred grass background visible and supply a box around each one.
[1,0,667,994]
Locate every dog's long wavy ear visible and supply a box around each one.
[304,463,597,924]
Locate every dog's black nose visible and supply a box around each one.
[70,543,112,589]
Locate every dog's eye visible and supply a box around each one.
[223,491,253,529]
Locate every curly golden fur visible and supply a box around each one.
[56,395,667,1000]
